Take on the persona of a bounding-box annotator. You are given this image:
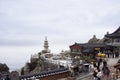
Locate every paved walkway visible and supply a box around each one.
[76,73,93,80]
[107,58,119,66]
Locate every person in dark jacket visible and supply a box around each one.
[103,67,110,80]
[5,75,10,80]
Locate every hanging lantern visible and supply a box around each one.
[101,53,106,58]
[97,53,106,58]
[97,53,101,57]
[95,48,100,50]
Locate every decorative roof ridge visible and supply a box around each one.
[76,43,87,44]
[112,26,120,34]
[105,27,120,38]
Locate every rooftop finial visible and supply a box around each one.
[45,36,47,41]
[93,35,96,38]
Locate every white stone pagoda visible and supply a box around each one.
[41,37,50,54]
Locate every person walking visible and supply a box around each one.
[103,59,107,67]
[93,63,102,80]
[93,67,98,80]
[114,68,119,80]
[5,75,10,80]
[97,58,102,72]
[96,70,102,80]
[103,66,110,80]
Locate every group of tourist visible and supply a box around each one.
[92,58,110,80]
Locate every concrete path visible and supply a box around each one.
[107,58,119,65]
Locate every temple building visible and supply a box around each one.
[70,27,120,58]
[69,42,106,59]
[105,27,120,57]
[69,43,82,57]
[69,35,106,58]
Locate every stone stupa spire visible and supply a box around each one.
[44,36,49,50]
[42,36,50,54]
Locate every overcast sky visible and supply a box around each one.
[0,0,120,70]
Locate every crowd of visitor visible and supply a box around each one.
[91,57,120,80]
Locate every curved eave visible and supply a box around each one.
[79,43,106,48]
[105,34,120,38]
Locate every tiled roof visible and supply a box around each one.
[76,43,106,48]
[105,27,120,38]
[20,68,69,79]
